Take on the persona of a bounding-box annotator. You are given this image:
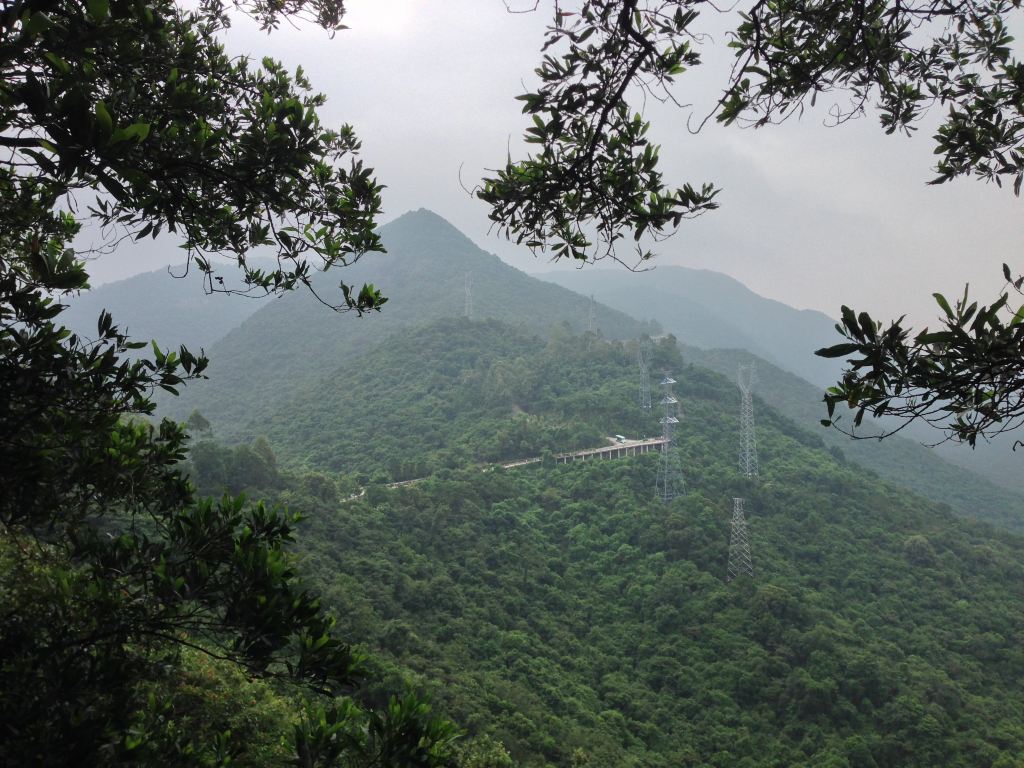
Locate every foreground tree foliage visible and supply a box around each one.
[483,0,1024,444]
[0,0,455,763]
[818,275,1024,445]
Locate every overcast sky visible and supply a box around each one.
[88,0,1024,326]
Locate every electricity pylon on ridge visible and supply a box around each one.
[638,338,652,410]
[655,375,684,503]
[464,272,473,320]
[727,497,754,581]
[737,362,759,479]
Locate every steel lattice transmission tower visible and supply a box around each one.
[637,338,652,410]
[737,363,759,479]
[587,294,596,332]
[727,497,754,581]
[464,272,473,320]
[655,375,684,503]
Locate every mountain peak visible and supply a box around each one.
[383,208,470,241]
[377,209,498,275]
[387,207,453,224]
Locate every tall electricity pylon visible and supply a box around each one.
[638,338,652,410]
[655,375,684,502]
[587,294,596,333]
[727,497,754,581]
[464,272,473,320]
[737,363,759,479]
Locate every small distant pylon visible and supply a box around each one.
[737,363,759,479]
[638,338,652,411]
[585,294,597,350]
[464,273,473,320]
[727,497,754,581]
[655,374,685,503]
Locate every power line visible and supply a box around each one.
[727,497,754,581]
[737,363,759,479]
[655,375,684,503]
[638,338,652,410]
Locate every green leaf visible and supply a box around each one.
[933,292,954,318]
[110,122,151,145]
[94,100,113,139]
[42,52,70,74]
[815,343,862,358]
[840,305,859,336]
[124,734,143,751]
[916,331,955,345]
[24,12,53,35]
[85,0,109,22]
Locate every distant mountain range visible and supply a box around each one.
[535,266,845,388]
[61,263,269,353]
[62,208,1024,529]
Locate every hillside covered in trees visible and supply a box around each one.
[189,322,1024,767]
[163,210,657,438]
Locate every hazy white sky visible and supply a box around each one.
[89,0,1024,326]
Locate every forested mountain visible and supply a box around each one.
[538,267,1024,498]
[66,207,1007,528]
[206,312,1024,532]
[242,318,653,479]
[189,325,1024,768]
[164,209,656,435]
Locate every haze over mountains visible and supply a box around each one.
[66,208,1024,529]
[61,263,270,353]
[536,265,845,389]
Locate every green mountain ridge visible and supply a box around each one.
[163,209,656,436]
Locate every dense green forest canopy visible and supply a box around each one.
[189,326,1024,768]
[238,318,662,480]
